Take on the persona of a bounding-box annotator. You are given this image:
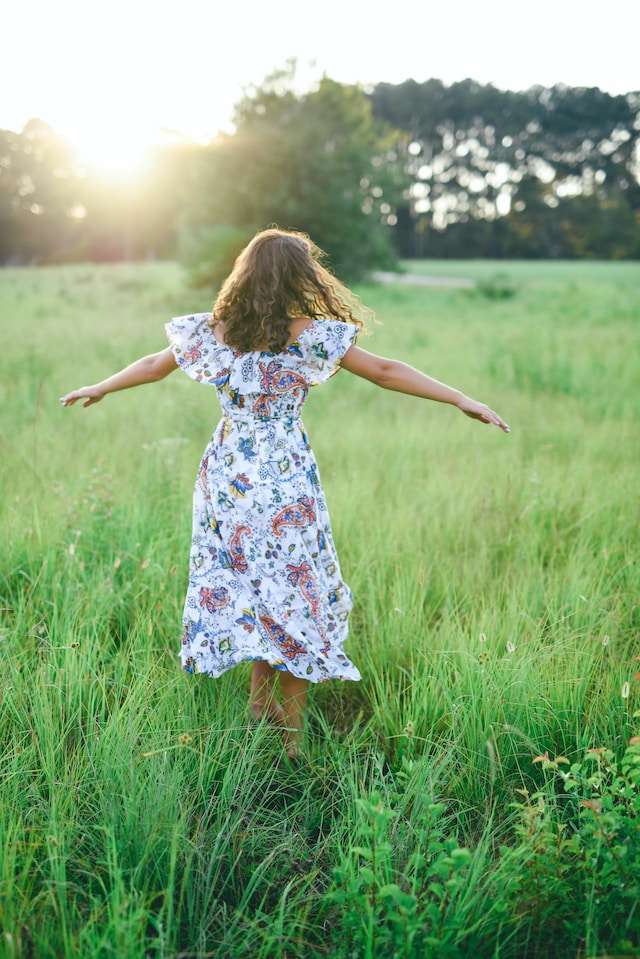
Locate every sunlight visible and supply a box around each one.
[69,124,152,178]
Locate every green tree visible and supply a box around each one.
[370,78,640,258]
[0,119,82,263]
[180,60,408,283]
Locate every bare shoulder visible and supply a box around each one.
[289,314,317,337]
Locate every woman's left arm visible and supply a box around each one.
[59,347,178,408]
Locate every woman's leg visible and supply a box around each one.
[278,670,310,758]
[249,661,284,723]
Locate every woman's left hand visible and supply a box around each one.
[59,385,105,408]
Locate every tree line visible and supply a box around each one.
[1,62,638,279]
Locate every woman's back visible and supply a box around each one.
[165,312,360,425]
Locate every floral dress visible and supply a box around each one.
[164,312,362,683]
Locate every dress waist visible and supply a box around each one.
[218,411,303,428]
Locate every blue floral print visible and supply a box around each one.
[164,313,361,683]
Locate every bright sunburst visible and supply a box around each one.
[68,122,153,178]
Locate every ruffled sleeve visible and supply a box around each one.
[164,313,224,385]
[302,319,360,386]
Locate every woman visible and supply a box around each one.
[60,227,509,761]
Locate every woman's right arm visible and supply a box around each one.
[339,346,510,433]
[60,347,178,408]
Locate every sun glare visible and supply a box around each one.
[69,125,154,178]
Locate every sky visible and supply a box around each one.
[4,0,639,175]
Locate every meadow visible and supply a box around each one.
[1,259,639,958]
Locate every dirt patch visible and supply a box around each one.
[369,270,474,288]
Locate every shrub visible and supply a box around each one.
[325,759,473,957]
[323,727,640,957]
[178,223,255,291]
[475,272,518,300]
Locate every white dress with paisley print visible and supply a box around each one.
[164,312,361,684]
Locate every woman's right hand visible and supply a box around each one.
[59,385,105,408]
[456,394,510,432]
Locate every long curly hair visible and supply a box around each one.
[210,227,373,353]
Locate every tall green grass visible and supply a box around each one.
[1,260,639,957]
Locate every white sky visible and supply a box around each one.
[4,0,639,174]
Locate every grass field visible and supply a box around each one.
[1,259,639,957]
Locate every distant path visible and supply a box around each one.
[369,270,475,288]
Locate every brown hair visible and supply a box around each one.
[210,227,373,353]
